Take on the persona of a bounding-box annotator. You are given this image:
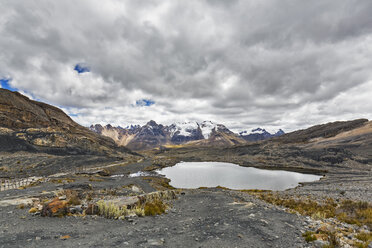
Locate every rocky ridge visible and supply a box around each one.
[90,121,285,150]
[0,89,134,157]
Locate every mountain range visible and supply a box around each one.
[90,121,285,150]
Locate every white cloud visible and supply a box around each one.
[1,0,372,132]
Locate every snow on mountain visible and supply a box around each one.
[199,121,217,139]
[239,127,285,141]
[90,120,284,150]
[169,122,199,137]
[169,121,219,139]
[250,128,268,135]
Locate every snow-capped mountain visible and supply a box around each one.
[90,121,284,150]
[239,128,285,141]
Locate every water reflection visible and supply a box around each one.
[157,162,322,190]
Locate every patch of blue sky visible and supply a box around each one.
[0,78,18,91]
[74,64,90,74]
[135,99,155,107]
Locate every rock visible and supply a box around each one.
[60,235,71,240]
[85,204,99,215]
[131,185,142,193]
[317,223,335,233]
[314,233,328,241]
[63,183,92,190]
[28,207,38,214]
[147,238,164,246]
[35,237,41,241]
[97,170,111,176]
[313,240,329,248]
[68,205,83,214]
[41,198,68,217]
[260,219,268,225]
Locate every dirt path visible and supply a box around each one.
[0,189,309,248]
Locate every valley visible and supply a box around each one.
[0,89,371,247]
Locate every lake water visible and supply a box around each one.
[156,162,322,191]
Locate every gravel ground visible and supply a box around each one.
[1,159,371,248]
[0,189,310,248]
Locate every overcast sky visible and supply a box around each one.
[1,0,371,132]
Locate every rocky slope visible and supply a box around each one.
[90,121,283,150]
[0,89,133,157]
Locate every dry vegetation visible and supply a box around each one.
[253,193,372,228]
[248,192,372,247]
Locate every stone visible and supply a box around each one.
[131,185,142,193]
[317,223,335,233]
[35,237,41,241]
[147,239,164,246]
[313,240,329,248]
[41,198,68,217]
[60,235,71,240]
[260,219,268,225]
[68,205,83,214]
[85,204,99,215]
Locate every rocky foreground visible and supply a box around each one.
[0,158,371,248]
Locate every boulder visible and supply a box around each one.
[41,198,68,217]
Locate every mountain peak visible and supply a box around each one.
[146,120,158,126]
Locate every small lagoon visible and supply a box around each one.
[156,162,322,191]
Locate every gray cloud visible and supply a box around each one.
[0,0,371,132]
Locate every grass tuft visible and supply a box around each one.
[144,199,167,216]
[356,232,372,243]
[96,200,128,219]
[302,231,316,242]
